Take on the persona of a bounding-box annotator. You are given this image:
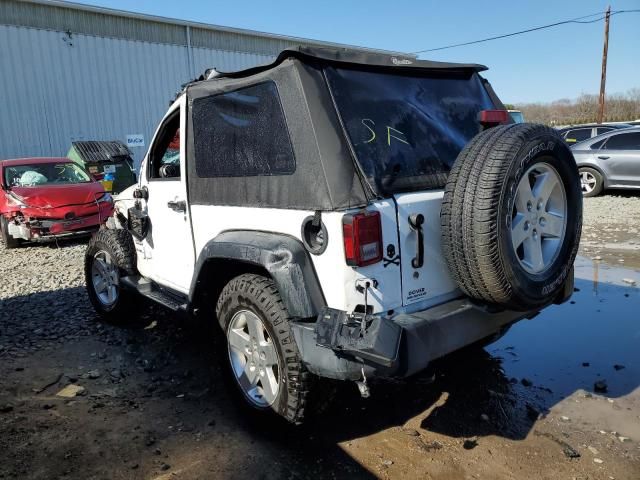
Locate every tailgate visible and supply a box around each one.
[394,190,458,306]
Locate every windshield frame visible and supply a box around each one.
[3,161,93,188]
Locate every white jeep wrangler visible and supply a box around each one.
[85,47,582,423]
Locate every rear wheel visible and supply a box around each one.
[0,216,20,249]
[216,274,310,423]
[85,229,139,323]
[579,167,603,197]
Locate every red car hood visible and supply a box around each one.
[10,183,106,208]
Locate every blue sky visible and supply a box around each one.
[74,0,639,103]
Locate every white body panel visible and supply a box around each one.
[135,98,195,293]
[189,201,403,314]
[393,190,459,307]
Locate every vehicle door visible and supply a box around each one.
[137,99,195,293]
[598,131,640,187]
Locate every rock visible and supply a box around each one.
[145,436,156,447]
[87,370,101,379]
[560,416,570,422]
[613,364,625,371]
[154,448,162,455]
[0,404,14,413]
[594,380,608,393]
[593,458,604,464]
[56,385,85,398]
[401,428,420,437]
[521,378,533,387]
[160,463,171,471]
[622,278,637,286]
[463,438,478,450]
[587,446,599,455]
[381,460,393,466]
[618,436,631,443]
[480,414,490,422]
[592,256,602,261]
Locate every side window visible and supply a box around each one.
[602,132,640,150]
[565,128,592,143]
[590,138,607,150]
[596,127,613,135]
[149,111,181,180]
[192,81,295,177]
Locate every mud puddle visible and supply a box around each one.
[488,255,640,403]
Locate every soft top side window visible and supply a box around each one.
[149,110,181,180]
[192,81,296,178]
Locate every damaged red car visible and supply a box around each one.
[0,157,113,248]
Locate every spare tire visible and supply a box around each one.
[441,123,582,311]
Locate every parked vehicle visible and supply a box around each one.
[84,47,582,423]
[0,157,113,248]
[67,141,137,194]
[557,123,632,144]
[508,109,524,123]
[571,126,640,197]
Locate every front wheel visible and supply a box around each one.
[0,216,21,249]
[216,274,310,423]
[85,229,139,323]
[579,167,603,197]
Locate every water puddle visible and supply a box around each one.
[488,256,640,404]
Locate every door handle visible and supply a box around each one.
[408,213,424,269]
[597,155,610,160]
[167,200,186,212]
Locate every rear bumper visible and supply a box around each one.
[292,300,530,381]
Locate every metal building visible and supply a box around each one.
[0,0,410,167]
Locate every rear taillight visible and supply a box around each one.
[342,211,383,267]
[478,109,509,126]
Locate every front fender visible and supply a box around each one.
[190,230,326,319]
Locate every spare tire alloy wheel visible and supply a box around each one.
[511,163,567,274]
[91,250,120,308]
[441,123,582,311]
[227,310,281,407]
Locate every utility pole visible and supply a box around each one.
[597,6,611,124]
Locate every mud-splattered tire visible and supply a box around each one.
[216,274,310,424]
[441,123,582,311]
[85,229,139,323]
[0,216,20,249]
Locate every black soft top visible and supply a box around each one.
[211,46,488,80]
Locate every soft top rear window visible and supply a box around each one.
[325,67,495,194]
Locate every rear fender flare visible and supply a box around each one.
[189,230,326,319]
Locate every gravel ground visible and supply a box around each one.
[580,193,640,268]
[1,194,639,479]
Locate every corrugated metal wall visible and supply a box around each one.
[1,1,405,168]
[0,23,274,167]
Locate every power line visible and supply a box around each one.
[413,9,640,54]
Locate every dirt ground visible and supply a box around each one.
[1,193,639,480]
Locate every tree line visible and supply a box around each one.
[506,88,640,126]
